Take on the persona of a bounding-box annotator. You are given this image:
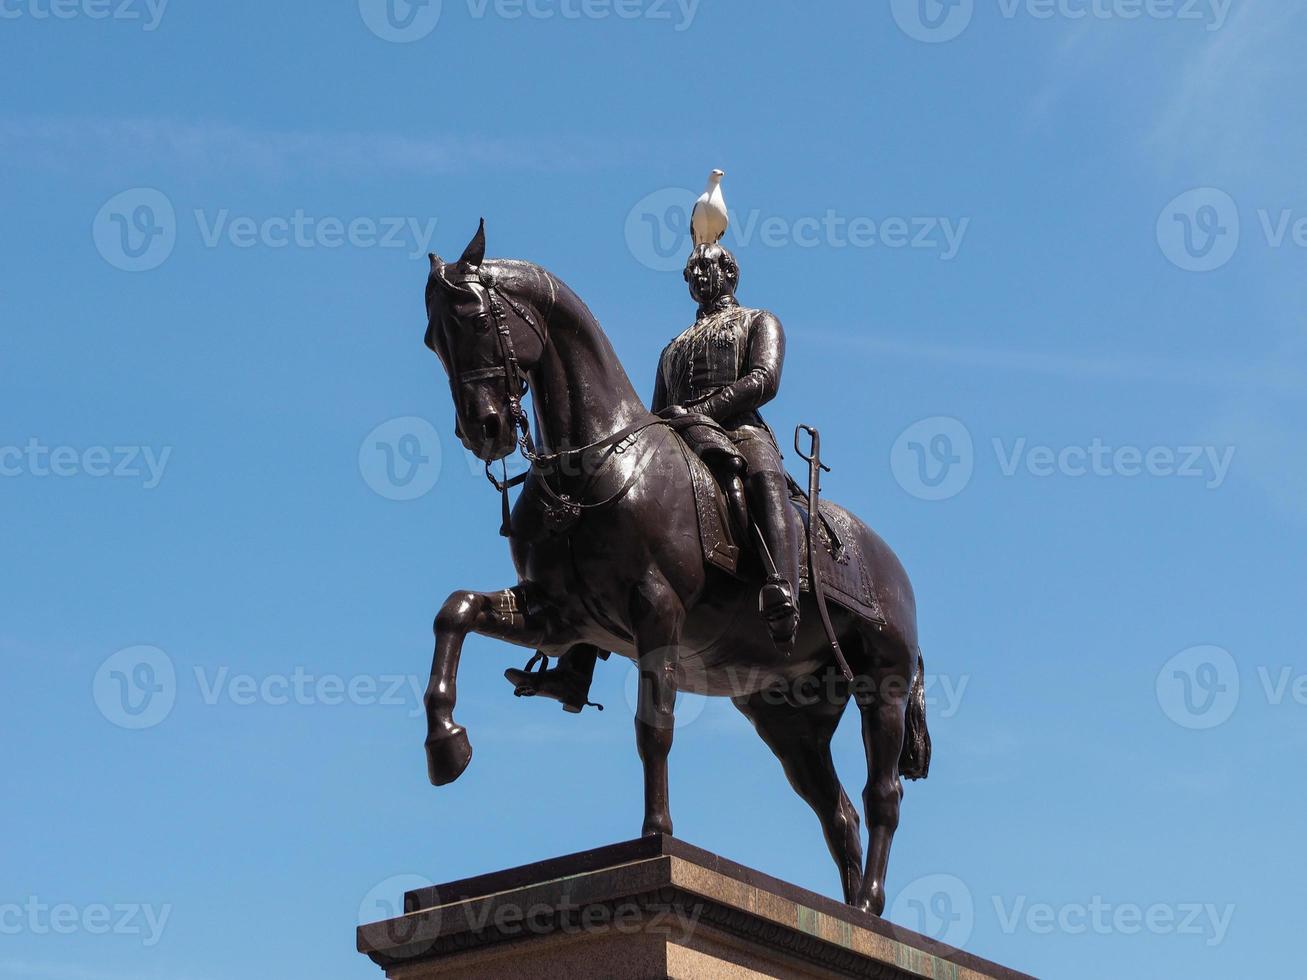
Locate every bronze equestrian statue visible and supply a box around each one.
[420,220,931,916]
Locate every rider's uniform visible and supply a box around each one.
[652,300,801,610]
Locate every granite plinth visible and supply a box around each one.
[357,836,1035,980]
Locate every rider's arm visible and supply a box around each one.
[689,312,785,421]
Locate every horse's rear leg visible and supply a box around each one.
[854,641,915,916]
[424,586,547,786]
[733,674,864,904]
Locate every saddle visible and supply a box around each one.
[669,416,886,626]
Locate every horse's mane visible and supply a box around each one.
[483,258,557,316]
[483,258,599,340]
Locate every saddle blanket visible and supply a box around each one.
[679,436,884,626]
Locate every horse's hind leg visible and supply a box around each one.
[424,586,548,786]
[853,632,916,916]
[733,672,864,904]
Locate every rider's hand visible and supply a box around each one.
[658,404,691,420]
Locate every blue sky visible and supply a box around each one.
[2,1,1304,977]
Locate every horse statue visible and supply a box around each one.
[419,221,931,916]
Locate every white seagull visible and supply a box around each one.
[691,169,728,247]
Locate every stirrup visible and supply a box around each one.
[504,653,604,713]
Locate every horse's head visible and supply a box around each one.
[424,220,551,462]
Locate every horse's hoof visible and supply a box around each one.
[425,727,472,786]
[856,884,886,917]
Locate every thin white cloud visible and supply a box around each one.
[1145,2,1305,180]
[0,115,623,179]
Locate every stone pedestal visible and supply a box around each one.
[357,836,1034,980]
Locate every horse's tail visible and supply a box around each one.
[899,651,931,780]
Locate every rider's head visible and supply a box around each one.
[683,243,739,308]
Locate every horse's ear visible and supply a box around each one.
[458,218,486,268]
[429,252,445,278]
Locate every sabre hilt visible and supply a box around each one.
[795,424,831,473]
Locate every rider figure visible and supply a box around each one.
[653,242,802,650]
[505,243,802,708]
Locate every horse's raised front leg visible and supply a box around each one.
[424,586,547,786]
[629,575,683,837]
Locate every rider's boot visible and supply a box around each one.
[504,644,605,713]
[750,470,802,654]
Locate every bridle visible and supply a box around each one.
[450,267,549,470]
